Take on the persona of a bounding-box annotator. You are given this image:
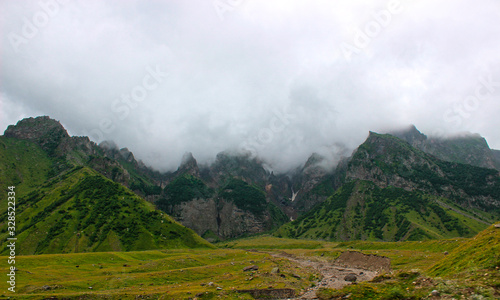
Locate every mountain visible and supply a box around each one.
[390,125,500,170]
[0,118,211,254]
[150,149,340,241]
[342,131,500,213]
[267,153,335,218]
[1,117,332,241]
[276,180,490,241]
[3,116,165,194]
[207,151,270,187]
[155,153,289,241]
[0,166,211,255]
[3,116,499,244]
[276,130,500,242]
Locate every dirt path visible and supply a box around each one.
[271,251,379,300]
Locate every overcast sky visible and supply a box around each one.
[1,0,500,172]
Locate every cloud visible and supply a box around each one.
[1,0,500,172]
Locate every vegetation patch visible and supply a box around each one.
[219,178,267,215]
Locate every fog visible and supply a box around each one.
[1,0,500,172]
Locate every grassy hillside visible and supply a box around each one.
[0,137,53,211]
[220,235,331,249]
[429,223,500,277]
[0,166,212,254]
[275,180,489,242]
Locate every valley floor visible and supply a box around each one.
[1,234,499,299]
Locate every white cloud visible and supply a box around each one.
[1,0,499,172]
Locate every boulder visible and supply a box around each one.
[243,265,259,272]
[344,273,357,282]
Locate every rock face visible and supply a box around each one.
[390,125,499,170]
[158,174,279,240]
[87,156,131,185]
[165,197,272,240]
[173,198,219,238]
[345,131,433,190]
[217,200,271,239]
[266,152,336,219]
[290,153,335,213]
[102,145,136,164]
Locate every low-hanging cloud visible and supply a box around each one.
[1,0,499,173]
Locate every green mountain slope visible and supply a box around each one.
[4,116,164,197]
[0,165,211,255]
[1,117,290,242]
[0,130,211,254]
[275,180,490,242]
[0,137,53,204]
[429,223,500,276]
[343,132,500,215]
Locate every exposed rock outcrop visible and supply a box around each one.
[390,125,499,170]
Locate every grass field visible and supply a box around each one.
[0,248,317,299]
[1,225,499,299]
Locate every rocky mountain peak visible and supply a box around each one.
[181,152,197,166]
[387,126,498,170]
[211,151,268,186]
[302,152,328,178]
[4,116,69,141]
[304,152,324,169]
[176,152,200,177]
[4,116,70,155]
[98,141,135,163]
[118,147,135,162]
[388,124,427,146]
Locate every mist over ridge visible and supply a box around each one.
[1,0,499,172]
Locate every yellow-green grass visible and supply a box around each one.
[429,223,500,277]
[218,234,338,249]
[0,137,52,214]
[219,235,470,275]
[2,226,498,299]
[0,249,318,299]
